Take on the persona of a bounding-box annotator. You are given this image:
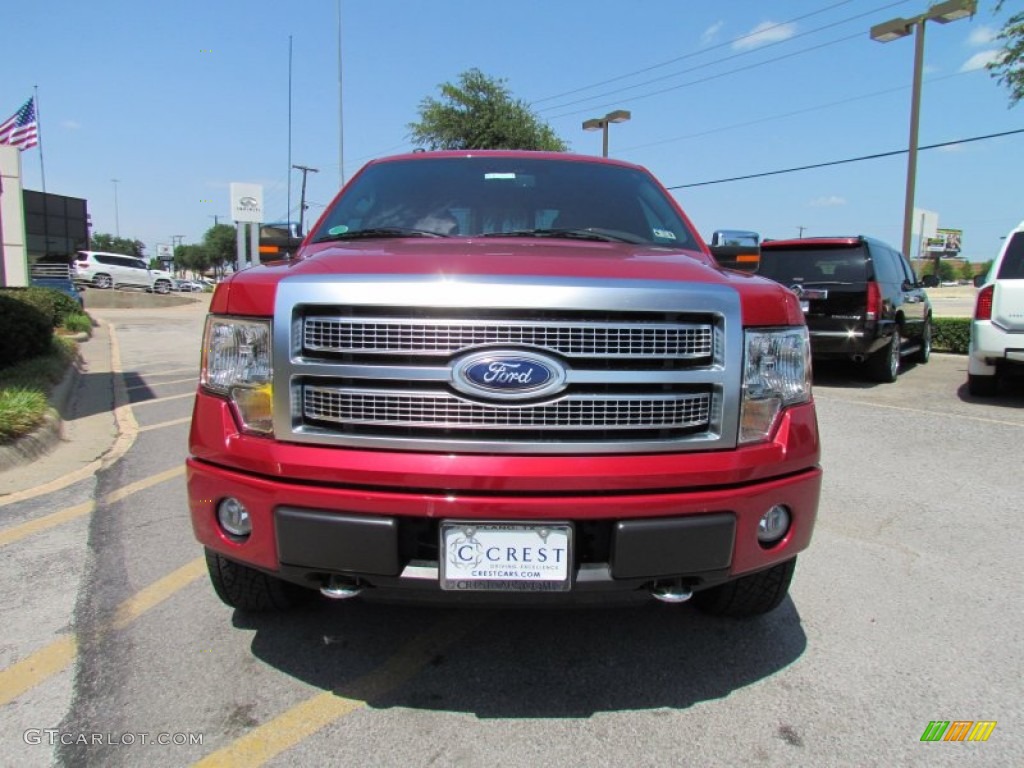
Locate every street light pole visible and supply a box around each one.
[582,110,632,158]
[870,0,976,258]
[111,178,120,237]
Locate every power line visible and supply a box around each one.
[666,128,1024,190]
[537,0,909,116]
[530,0,888,106]
[545,31,864,121]
[620,70,970,154]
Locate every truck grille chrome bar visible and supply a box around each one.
[273,277,743,454]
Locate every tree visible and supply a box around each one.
[409,69,568,151]
[203,224,238,273]
[173,244,211,277]
[958,260,976,281]
[90,232,146,258]
[988,1,1023,106]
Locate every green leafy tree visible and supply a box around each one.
[203,224,238,274]
[989,1,1023,106]
[174,244,211,277]
[409,69,568,151]
[90,232,146,258]
[958,260,976,281]
[922,258,957,282]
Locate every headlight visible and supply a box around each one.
[200,317,274,435]
[739,327,812,444]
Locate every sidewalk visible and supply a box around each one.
[0,322,120,499]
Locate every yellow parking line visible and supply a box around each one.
[0,501,93,547]
[0,466,184,548]
[193,612,488,768]
[139,417,192,433]
[111,558,206,630]
[126,376,197,392]
[0,557,205,706]
[104,466,184,504]
[0,635,78,707]
[131,392,195,407]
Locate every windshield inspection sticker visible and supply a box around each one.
[653,228,677,240]
[327,225,349,235]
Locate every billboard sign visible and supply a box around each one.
[230,183,263,223]
[925,228,962,257]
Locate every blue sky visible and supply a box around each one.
[3,0,1020,262]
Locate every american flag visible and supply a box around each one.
[0,97,39,151]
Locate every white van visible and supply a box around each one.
[73,251,173,294]
[967,220,1024,396]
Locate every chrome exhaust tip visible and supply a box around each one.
[320,577,363,600]
[650,582,693,604]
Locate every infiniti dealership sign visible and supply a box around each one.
[230,183,263,223]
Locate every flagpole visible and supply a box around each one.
[33,85,46,195]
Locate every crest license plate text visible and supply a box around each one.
[440,522,572,592]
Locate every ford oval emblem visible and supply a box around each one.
[451,351,568,401]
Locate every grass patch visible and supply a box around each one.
[60,312,93,335]
[0,336,79,443]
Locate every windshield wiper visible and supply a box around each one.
[313,227,450,243]
[479,228,641,244]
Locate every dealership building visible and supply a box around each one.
[0,144,89,286]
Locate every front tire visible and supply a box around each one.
[693,558,796,618]
[204,549,313,611]
[93,274,113,289]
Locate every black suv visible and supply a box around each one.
[758,236,932,382]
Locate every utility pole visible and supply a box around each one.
[209,215,220,227]
[292,164,319,235]
[797,226,807,238]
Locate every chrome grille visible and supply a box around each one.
[304,386,711,430]
[273,277,743,454]
[303,317,713,358]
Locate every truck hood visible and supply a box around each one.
[211,238,804,326]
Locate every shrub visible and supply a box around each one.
[61,312,93,335]
[0,387,50,442]
[0,294,52,368]
[0,286,81,328]
[932,317,970,354]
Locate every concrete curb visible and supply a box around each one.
[0,333,90,472]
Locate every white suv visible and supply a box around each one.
[73,251,174,294]
[967,220,1024,396]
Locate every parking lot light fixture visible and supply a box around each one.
[869,0,977,260]
[582,109,632,158]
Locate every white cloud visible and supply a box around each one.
[961,50,1003,72]
[938,143,966,153]
[61,120,80,130]
[809,196,846,208]
[732,21,797,51]
[967,26,998,47]
[702,21,724,46]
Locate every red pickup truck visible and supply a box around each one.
[188,151,821,617]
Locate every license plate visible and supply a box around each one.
[439,522,572,592]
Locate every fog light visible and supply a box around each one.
[757,504,790,545]
[217,498,252,539]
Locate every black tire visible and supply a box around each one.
[204,548,313,611]
[968,373,998,397]
[154,280,171,295]
[914,318,931,364]
[694,558,796,618]
[93,274,113,289]
[868,328,900,383]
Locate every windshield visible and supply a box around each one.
[758,246,869,284]
[310,156,698,248]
